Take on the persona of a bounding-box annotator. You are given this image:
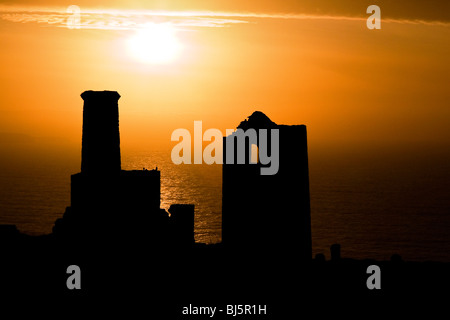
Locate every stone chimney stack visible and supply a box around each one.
[80,90,121,174]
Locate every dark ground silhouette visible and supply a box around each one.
[0,91,448,315]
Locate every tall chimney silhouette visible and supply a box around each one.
[80,90,121,174]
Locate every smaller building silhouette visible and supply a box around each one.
[53,90,194,247]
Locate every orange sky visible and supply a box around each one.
[0,1,449,159]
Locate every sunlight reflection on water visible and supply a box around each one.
[122,151,222,244]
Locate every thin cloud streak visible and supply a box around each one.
[0,5,448,30]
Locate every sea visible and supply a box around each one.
[0,146,449,262]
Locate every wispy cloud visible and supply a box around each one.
[0,6,250,30]
[0,5,448,31]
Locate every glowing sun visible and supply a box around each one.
[127,23,182,64]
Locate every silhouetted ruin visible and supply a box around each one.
[0,93,448,311]
[80,90,121,174]
[222,111,312,261]
[53,90,195,247]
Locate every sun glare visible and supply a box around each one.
[127,23,182,64]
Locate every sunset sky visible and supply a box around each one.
[1,1,449,158]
